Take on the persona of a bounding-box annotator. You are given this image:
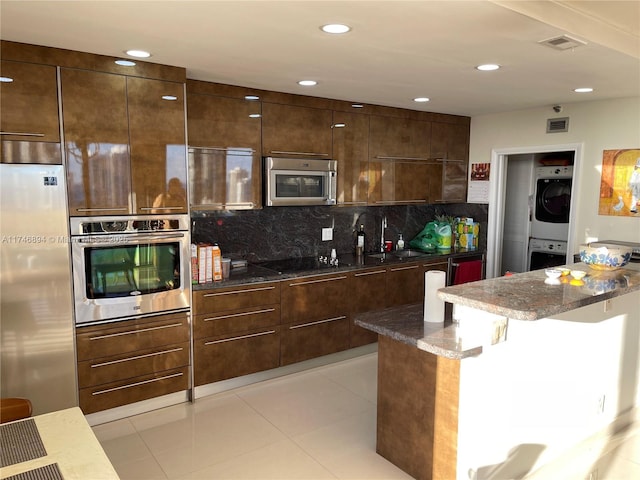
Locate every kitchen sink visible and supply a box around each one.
[391,249,431,258]
[367,253,388,259]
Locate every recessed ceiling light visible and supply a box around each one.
[476,64,500,71]
[298,80,317,86]
[249,113,261,118]
[321,24,351,34]
[115,59,136,67]
[351,104,364,108]
[125,49,151,58]
[161,95,178,101]
[332,123,346,128]
[574,87,594,93]
[0,76,14,83]
[413,97,430,103]
[244,95,260,101]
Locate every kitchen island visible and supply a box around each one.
[355,263,640,479]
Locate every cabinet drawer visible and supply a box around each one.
[194,326,281,385]
[77,341,190,388]
[194,282,280,315]
[281,274,350,325]
[280,316,350,366]
[79,366,189,414]
[76,312,189,361]
[194,305,280,338]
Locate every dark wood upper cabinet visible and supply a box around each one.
[61,69,187,215]
[262,103,333,158]
[430,122,469,160]
[332,110,369,206]
[0,60,60,143]
[187,93,262,210]
[369,115,431,160]
[61,68,131,215]
[127,77,187,214]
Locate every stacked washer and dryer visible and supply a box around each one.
[528,166,573,271]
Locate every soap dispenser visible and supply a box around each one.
[396,233,405,250]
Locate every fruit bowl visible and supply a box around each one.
[579,243,633,271]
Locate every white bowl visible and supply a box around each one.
[545,269,562,279]
[570,270,587,280]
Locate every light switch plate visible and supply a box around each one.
[322,228,333,241]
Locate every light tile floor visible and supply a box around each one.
[93,353,639,480]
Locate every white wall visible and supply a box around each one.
[470,97,640,248]
[456,291,640,479]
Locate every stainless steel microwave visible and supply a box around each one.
[264,157,337,206]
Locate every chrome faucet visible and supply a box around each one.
[380,215,387,253]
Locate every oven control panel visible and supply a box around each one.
[70,215,190,235]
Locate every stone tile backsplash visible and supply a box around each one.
[192,203,488,262]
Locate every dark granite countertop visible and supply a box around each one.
[438,262,640,320]
[192,248,483,290]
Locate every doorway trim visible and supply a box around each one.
[486,142,583,278]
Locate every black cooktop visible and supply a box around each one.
[256,256,341,274]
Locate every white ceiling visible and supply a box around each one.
[1,0,639,117]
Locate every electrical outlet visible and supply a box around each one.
[322,228,333,241]
[604,299,612,312]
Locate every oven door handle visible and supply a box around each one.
[75,233,186,244]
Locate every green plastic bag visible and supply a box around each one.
[410,221,452,252]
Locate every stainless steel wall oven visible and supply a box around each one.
[71,215,191,325]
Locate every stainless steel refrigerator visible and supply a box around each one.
[1,161,78,415]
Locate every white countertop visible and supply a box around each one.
[0,407,119,480]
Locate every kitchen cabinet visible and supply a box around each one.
[280,273,350,365]
[333,111,369,206]
[187,93,262,210]
[369,115,431,161]
[385,262,424,308]
[0,60,60,146]
[368,158,430,205]
[193,282,281,385]
[61,68,131,215]
[61,69,187,216]
[368,115,432,205]
[262,102,333,158]
[429,121,470,203]
[76,312,190,414]
[127,77,187,214]
[349,267,386,347]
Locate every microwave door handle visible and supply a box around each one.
[326,172,333,204]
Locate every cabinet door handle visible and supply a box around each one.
[423,262,448,268]
[389,265,419,272]
[75,207,129,212]
[140,206,184,211]
[373,200,427,204]
[288,275,347,286]
[203,285,275,297]
[91,372,184,396]
[373,156,431,162]
[189,146,255,154]
[88,322,184,340]
[204,330,276,346]
[203,308,276,322]
[270,150,330,157]
[90,347,184,368]
[289,316,346,330]
[354,270,386,277]
[0,132,46,137]
[224,202,255,208]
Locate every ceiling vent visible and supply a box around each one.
[539,34,587,51]
[547,117,569,133]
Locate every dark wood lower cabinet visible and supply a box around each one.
[194,326,281,385]
[280,316,350,366]
[75,312,190,414]
[350,268,387,347]
[377,335,459,480]
[79,366,189,415]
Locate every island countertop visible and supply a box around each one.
[438,262,640,320]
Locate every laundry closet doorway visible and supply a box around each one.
[485,143,582,278]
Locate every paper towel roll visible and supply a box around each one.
[424,270,446,323]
